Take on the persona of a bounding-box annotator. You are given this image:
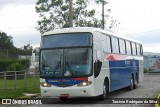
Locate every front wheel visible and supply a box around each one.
[98,83,108,100]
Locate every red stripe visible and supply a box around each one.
[60,94,69,97]
[73,77,88,81]
[105,54,127,61]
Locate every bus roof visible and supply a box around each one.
[42,27,142,44]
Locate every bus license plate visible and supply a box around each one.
[60,94,69,97]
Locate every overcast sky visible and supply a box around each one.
[0,0,160,52]
[0,0,40,48]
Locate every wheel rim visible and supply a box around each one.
[103,84,106,98]
[134,75,138,88]
[135,75,138,85]
[131,77,133,89]
[135,77,137,85]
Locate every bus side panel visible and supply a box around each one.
[109,60,131,91]
[109,56,142,92]
[93,60,110,96]
[92,31,110,96]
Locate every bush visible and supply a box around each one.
[7,63,23,71]
[0,59,30,72]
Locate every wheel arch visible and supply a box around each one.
[104,77,109,92]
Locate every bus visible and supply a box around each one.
[39,27,143,100]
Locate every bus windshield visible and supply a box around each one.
[40,48,92,77]
[41,33,92,48]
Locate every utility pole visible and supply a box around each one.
[69,0,73,27]
[102,0,104,29]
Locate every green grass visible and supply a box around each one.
[0,88,40,99]
[0,76,40,99]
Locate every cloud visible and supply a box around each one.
[0,0,37,7]
[0,2,40,48]
[126,30,160,53]
[110,0,160,34]
[0,0,160,53]
[13,32,41,48]
[143,43,160,53]
[127,30,160,44]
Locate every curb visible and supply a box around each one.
[17,93,40,99]
[155,93,160,107]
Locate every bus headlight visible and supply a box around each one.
[77,81,92,87]
[40,82,51,87]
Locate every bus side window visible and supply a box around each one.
[102,34,111,53]
[111,37,119,54]
[119,39,126,54]
[140,45,143,55]
[126,41,132,55]
[106,35,111,53]
[131,42,137,55]
[136,44,140,56]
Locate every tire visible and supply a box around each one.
[128,75,134,90]
[134,74,138,89]
[98,82,108,100]
[59,97,68,102]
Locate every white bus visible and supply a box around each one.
[39,27,143,100]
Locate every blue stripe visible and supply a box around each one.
[45,78,86,87]
[109,60,139,91]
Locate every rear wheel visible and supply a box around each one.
[128,75,134,90]
[134,74,138,89]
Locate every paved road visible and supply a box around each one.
[1,73,160,107]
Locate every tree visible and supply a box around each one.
[0,31,14,49]
[0,31,19,58]
[23,44,33,55]
[0,31,33,58]
[35,0,102,34]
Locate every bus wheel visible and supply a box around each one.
[134,74,138,89]
[98,83,108,100]
[128,75,134,90]
[59,97,68,102]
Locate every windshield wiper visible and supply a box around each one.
[53,52,63,71]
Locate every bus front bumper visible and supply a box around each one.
[40,85,95,97]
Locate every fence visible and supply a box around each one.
[144,57,160,73]
[0,71,39,90]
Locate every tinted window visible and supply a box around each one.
[94,32,102,51]
[40,48,92,77]
[140,45,143,55]
[94,32,102,42]
[111,37,119,53]
[42,33,92,48]
[102,34,111,53]
[93,32,103,61]
[119,39,126,54]
[131,42,137,55]
[136,44,140,56]
[126,41,132,55]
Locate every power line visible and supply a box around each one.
[127,29,160,35]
